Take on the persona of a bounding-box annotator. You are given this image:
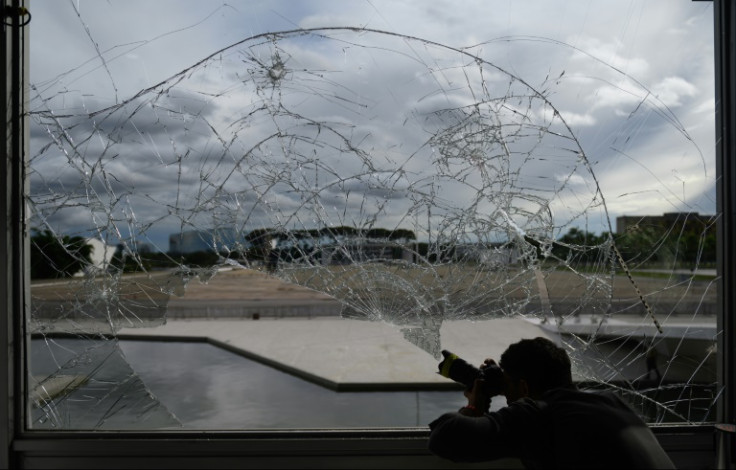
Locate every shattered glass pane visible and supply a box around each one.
[29,1,717,429]
[30,338,180,429]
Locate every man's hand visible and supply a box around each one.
[458,357,506,416]
[461,378,491,416]
[480,358,506,396]
[481,358,498,369]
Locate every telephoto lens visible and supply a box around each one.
[437,350,505,395]
[437,350,480,389]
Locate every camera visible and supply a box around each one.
[437,350,505,396]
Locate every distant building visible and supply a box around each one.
[318,241,412,265]
[112,241,157,262]
[615,212,717,266]
[316,241,519,266]
[169,228,243,254]
[169,230,213,254]
[132,242,156,254]
[616,212,716,235]
[454,243,520,267]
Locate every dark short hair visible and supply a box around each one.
[499,337,573,393]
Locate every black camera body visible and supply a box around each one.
[437,350,505,396]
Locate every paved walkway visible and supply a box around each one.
[119,317,555,390]
[35,267,717,389]
[118,312,716,390]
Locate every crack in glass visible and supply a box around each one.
[29,21,717,429]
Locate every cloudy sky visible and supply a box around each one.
[28,0,716,252]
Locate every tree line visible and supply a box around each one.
[30,226,418,278]
[31,220,716,279]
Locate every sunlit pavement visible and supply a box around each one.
[118,317,557,391]
[117,313,716,390]
[531,314,717,385]
[35,268,716,390]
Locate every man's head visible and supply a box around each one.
[499,337,573,402]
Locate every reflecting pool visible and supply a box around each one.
[118,339,476,429]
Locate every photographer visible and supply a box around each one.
[428,337,674,469]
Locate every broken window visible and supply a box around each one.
[28,1,717,429]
